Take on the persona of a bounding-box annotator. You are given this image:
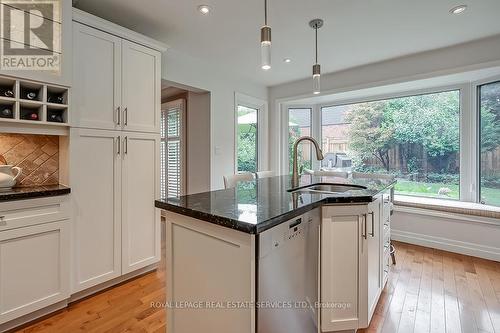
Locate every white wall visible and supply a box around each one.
[392,207,500,261]
[186,91,211,194]
[162,49,268,190]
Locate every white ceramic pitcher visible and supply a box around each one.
[0,165,22,189]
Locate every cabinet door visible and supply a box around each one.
[121,40,161,133]
[72,22,121,130]
[366,197,382,325]
[71,129,122,292]
[321,206,365,332]
[121,132,160,274]
[0,221,69,324]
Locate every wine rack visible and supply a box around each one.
[0,75,69,126]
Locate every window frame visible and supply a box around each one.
[284,83,472,202]
[234,92,268,173]
[285,106,316,174]
[473,75,500,206]
[160,98,186,198]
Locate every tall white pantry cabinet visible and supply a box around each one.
[70,11,163,293]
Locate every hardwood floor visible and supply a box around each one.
[15,235,500,333]
[13,222,167,333]
[359,242,500,333]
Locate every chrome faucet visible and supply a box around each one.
[292,136,324,188]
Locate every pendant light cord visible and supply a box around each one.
[315,25,318,64]
[264,0,268,25]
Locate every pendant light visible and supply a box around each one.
[261,0,271,70]
[309,19,323,94]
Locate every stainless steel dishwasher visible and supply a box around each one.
[257,208,320,333]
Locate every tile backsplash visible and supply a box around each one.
[0,133,59,187]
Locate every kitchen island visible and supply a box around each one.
[155,174,395,333]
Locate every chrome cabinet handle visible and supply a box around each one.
[362,214,367,239]
[117,136,121,155]
[369,212,375,237]
[116,106,121,125]
[124,136,128,154]
[124,107,128,126]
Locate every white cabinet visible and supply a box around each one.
[72,22,160,133]
[121,132,160,273]
[381,189,393,286]
[321,205,364,332]
[71,129,122,292]
[72,23,122,130]
[360,196,382,328]
[321,196,385,332]
[121,41,161,133]
[70,14,162,292]
[71,128,160,292]
[0,198,70,325]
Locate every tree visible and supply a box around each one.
[288,126,311,174]
[386,91,460,172]
[345,102,394,171]
[346,91,461,174]
[237,123,258,172]
[480,81,500,153]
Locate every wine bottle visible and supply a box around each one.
[0,107,13,118]
[48,94,64,104]
[0,88,14,98]
[48,113,63,122]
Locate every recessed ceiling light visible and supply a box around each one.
[283,58,292,63]
[450,5,467,14]
[198,5,211,15]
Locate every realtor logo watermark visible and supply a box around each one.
[0,0,61,71]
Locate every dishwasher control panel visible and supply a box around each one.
[259,213,313,258]
[287,217,303,240]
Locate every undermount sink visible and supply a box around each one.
[289,183,367,194]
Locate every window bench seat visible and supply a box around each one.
[394,195,500,220]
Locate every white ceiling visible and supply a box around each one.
[75,0,500,87]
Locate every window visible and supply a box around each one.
[319,90,461,200]
[161,99,184,198]
[321,105,350,169]
[479,81,500,206]
[288,108,312,174]
[237,105,258,172]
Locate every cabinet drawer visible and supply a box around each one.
[0,220,70,324]
[383,239,391,254]
[383,248,391,284]
[0,196,70,232]
[383,221,390,236]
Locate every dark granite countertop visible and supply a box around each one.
[0,185,71,202]
[155,174,395,234]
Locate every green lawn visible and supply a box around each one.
[395,179,500,207]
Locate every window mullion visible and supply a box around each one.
[311,104,321,170]
[460,83,476,202]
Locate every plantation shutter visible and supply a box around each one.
[160,99,184,198]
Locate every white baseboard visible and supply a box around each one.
[0,300,68,333]
[392,229,500,262]
[1,264,159,332]
[70,263,158,303]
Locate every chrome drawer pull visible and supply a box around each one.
[369,211,375,237]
